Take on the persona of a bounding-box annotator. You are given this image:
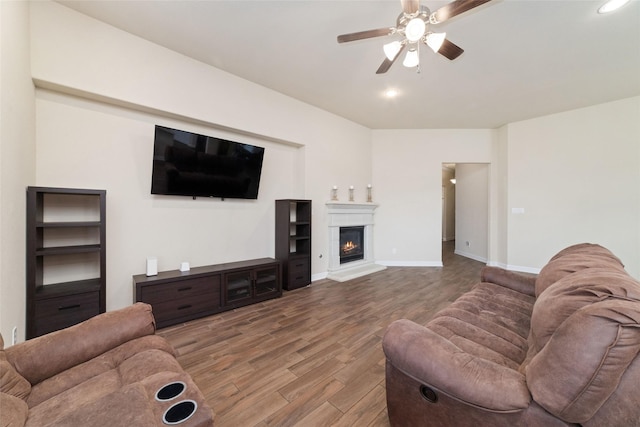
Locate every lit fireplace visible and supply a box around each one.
[340,226,364,264]
[326,201,385,282]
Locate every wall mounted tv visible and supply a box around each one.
[151,125,265,200]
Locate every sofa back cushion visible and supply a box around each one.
[525,263,640,424]
[5,303,156,385]
[547,243,624,264]
[526,300,640,424]
[535,244,625,297]
[528,268,640,355]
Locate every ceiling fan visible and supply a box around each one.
[337,0,493,74]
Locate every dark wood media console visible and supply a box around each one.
[133,258,281,328]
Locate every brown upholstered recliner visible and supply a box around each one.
[0,303,214,427]
[382,243,640,426]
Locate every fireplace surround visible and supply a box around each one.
[326,202,386,282]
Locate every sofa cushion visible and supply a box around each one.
[26,335,177,408]
[26,371,212,427]
[526,300,640,424]
[0,335,31,400]
[528,268,640,356]
[26,348,186,426]
[1,392,29,427]
[427,282,535,369]
[548,242,624,265]
[535,253,626,297]
[6,303,156,386]
[0,356,31,401]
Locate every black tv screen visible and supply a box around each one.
[151,125,265,199]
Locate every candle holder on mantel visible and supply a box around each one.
[331,186,338,201]
[367,184,372,203]
[349,186,354,202]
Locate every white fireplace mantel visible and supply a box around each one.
[326,201,386,282]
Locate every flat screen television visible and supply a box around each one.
[151,125,265,200]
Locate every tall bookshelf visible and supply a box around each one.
[275,199,311,290]
[26,187,106,339]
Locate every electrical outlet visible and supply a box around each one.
[12,326,18,345]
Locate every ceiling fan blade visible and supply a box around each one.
[438,38,464,60]
[431,0,493,24]
[401,0,420,15]
[376,44,406,74]
[337,28,393,43]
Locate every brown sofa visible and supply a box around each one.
[1,303,213,427]
[383,243,640,426]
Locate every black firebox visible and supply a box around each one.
[339,226,364,264]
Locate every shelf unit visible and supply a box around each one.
[275,199,311,290]
[26,187,106,339]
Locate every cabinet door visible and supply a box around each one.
[223,270,253,306]
[254,265,280,297]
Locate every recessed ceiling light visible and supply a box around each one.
[598,0,630,13]
[385,89,399,98]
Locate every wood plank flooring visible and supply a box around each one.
[158,242,484,426]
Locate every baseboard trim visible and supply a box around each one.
[507,265,541,274]
[312,260,540,283]
[377,260,443,267]
[311,272,328,282]
[454,250,488,264]
[486,261,541,274]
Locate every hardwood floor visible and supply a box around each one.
[158,242,485,426]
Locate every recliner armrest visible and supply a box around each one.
[6,303,157,385]
[382,319,531,411]
[481,266,537,296]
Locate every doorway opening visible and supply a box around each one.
[441,163,489,265]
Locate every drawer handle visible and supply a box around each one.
[296,276,303,280]
[178,287,192,292]
[177,304,192,310]
[295,263,305,267]
[58,304,81,311]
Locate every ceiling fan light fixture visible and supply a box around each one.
[403,48,420,68]
[405,17,426,42]
[383,41,403,60]
[426,32,446,53]
[598,0,630,13]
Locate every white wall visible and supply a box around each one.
[29,2,372,313]
[0,1,36,344]
[505,97,640,277]
[35,91,297,311]
[371,129,495,266]
[489,126,509,267]
[455,163,489,262]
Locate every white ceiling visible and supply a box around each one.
[57,0,640,129]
